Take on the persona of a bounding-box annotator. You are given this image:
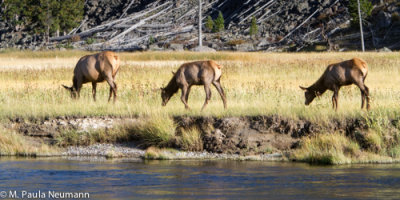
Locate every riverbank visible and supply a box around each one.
[2,114,400,164]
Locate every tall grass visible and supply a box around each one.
[0,126,57,156]
[127,114,176,148]
[292,133,361,164]
[291,132,396,164]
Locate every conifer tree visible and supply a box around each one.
[249,16,258,36]
[348,0,372,25]
[205,15,214,32]
[213,11,224,33]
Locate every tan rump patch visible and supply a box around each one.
[361,67,367,76]
[214,67,222,81]
[352,57,368,76]
[208,60,222,81]
[112,55,120,76]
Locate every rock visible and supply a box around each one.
[170,43,184,51]
[191,46,216,52]
[296,1,309,13]
[234,43,255,51]
[321,0,330,6]
[378,47,392,52]
[257,38,270,47]
[149,44,163,51]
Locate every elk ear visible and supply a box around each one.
[62,85,72,91]
[299,86,308,91]
[171,71,175,75]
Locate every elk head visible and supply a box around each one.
[160,87,171,106]
[299,86,319,106]
[62,85,78,99]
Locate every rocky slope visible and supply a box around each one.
[0,0,399,51]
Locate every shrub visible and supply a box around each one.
[85,37,95,45]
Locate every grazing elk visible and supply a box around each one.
[62,51,120,102]
[161,60,227,111]
[299,57,370,110]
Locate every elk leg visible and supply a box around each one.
[360,88,365,109]
[113,82,118,101]
[105,77,117,102]
[201,84,212,111]
[108,81,118,102]
[180,85,190,109]
[331,95,336,110]
[213,81,227,109]
[185,86,192,103]
[92,82,97,101]
[355,80,370,110]
[332,89,339,111]
[75,79,83,99]
[365,85,370,110]
[108,87,112,102]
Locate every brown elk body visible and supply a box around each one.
[62,51,120,102]
[161,60,227,110]
[300,58,370,110]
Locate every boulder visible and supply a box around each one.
[235,43,255,51]
[378,47,392,52]
[149,44,163,51]
[191,46,216,52]
[296,1,309,13]
[170,43,184,51]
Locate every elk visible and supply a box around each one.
[62,51,120,102]
[161,60,227,111]
[299,58,370,110]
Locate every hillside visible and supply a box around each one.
[0,0,399,51]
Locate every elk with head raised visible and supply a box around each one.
[161,60,227,111]
[299,58,370,110]
[62,51,120,102]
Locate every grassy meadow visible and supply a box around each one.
[0,50,399,121]
[1,50,400,163]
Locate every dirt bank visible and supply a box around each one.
[4,115,377,158]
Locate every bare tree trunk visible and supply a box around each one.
[357,0,365,52]
[198,0,202,47]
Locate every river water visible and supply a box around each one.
[0,157,399,199]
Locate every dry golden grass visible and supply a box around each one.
[0,50,399,122]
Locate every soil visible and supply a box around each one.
[5,115,372,156]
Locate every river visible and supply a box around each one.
[0,157,399,199]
